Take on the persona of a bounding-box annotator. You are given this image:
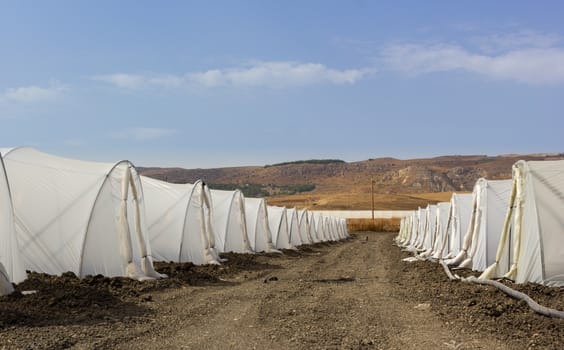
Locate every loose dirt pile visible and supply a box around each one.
[1,233,564,349]
[392,247,564,349]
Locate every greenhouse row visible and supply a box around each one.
[0,147,348,294]
[397,159,564,287]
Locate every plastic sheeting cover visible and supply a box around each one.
[0,153,26,283]
[511,160,564,286]
[467,179,512,271]
[297,209,313,244]
[142,176,220,265]
[448,193,473,257]
[209,189,251,254]
[267,205,293,249]
[2,147,156,279]
[244,197,275,252]
[286,208,303,247]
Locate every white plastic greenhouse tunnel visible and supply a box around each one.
[314,213,326,241]
[436,193,473,259]
[336,218,344,239]
[449,193,474,258]
[406,211,419,248]
[330,216,340,241]
[331,216,343,241]
[480,160,564,286]
[420,204,437,253]
[307,211,320,243]
[323,216,335,241]
[414,207,427,250]
[1,147,164,281]
[419,206,434,253]
[448,178,512,271]
[0,263,14,296]
[286,208,303,247]
[396,213,412,247]
[340,218,349,239]
[329,217,339,241]
[429,202,451,259]
[396,217,406,243]
[398,193,472,259]
[244,197,276,253]
[314,212,329,242]
[297,209,313,245]
[395,168,564,318]
[335,217,343,239]
[325,216,335,241]
[409,210,421,248]
[141,176,220,265]
[337,217,347,239]
[208,188,252,254]
[267,205,293,250]
[404,209,422,250]
[0,153,26,295]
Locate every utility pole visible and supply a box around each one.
[371,177,375,221]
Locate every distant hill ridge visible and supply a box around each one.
[265,159,346,167]
[139,153,564,210]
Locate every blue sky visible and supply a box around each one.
[1,1,563,168]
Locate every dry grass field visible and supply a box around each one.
[346,218,401,232]
[265,191,455,210]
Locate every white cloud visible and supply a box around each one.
[1,84,67,102]
[92,61,373,90]
[147,75,184,88]
[381,43,564,85]
[91,74,147,89]
[111,127,176,141]
[187,61,371,87]
[473,31,561,54]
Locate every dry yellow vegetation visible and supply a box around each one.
[266,191,454,210]
[346,218,401,232]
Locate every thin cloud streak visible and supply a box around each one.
[92,61,374,89]
[473,31,561,54]
[1,84,67,102]
[381,43,564,85]
[91,74,146,89]
[187,61,372,87]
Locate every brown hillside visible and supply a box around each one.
[139,153,564,210]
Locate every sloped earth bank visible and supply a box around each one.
[1,233,563,349]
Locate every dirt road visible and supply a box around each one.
[2,232,564,349]
[135,233,500,350]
